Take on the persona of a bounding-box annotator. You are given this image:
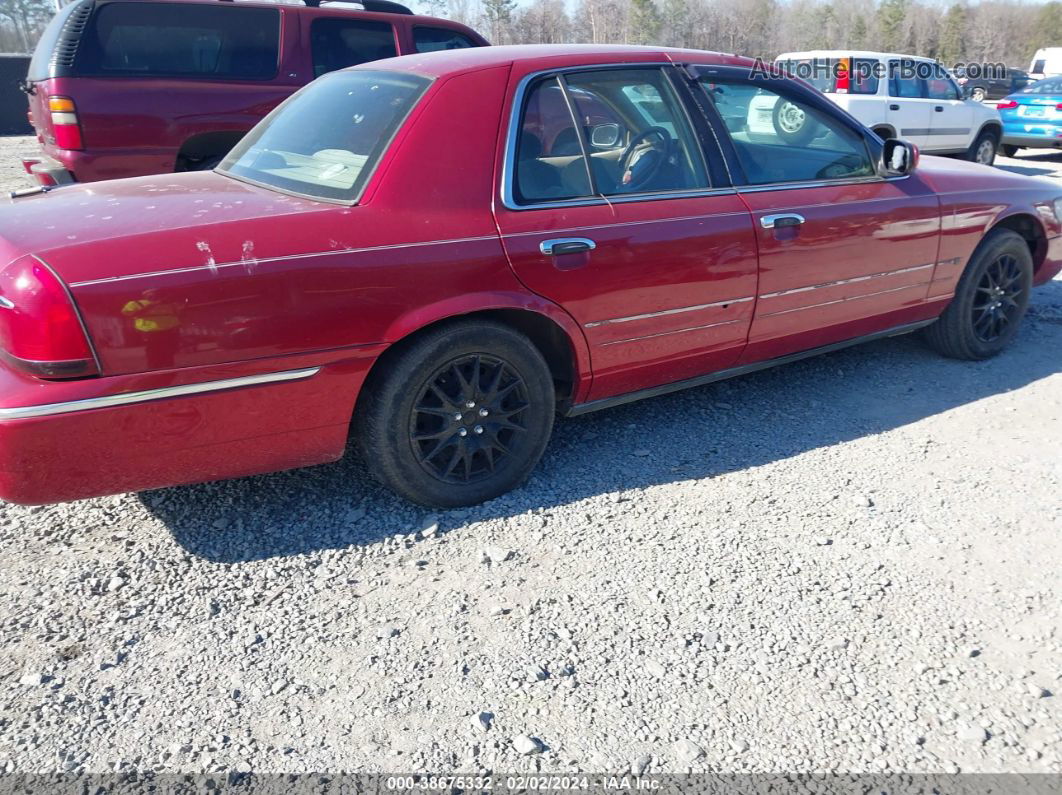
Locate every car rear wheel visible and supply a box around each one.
[971,86,987,102]
[356,320,556,508]
[966,129,998,165]
[923,229,1032,360]
[1001,144,1019,157]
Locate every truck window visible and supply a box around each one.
[412,27,477,52]
[311,18,397,78]
[79,2,280,80]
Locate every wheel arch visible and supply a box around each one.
[368,293,592,411]
[987,211,1048,278]
[974,120,1003,144]
[870,124,896,140]
[175,130,248,170]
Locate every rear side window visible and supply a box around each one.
[219,70,429,203]
[78,3,280,80]
[311,19,396,78]
[412,27,477,53]
[777,58,879,95]
[1032,59,1046,74]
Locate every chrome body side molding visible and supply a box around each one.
[0,367,321,421]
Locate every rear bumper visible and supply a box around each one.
[0,349,380,504]
[25,145,176,185]
[20,155,75,188]
[1000,121,1062,149]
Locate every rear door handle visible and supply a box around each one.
[540,237,596,256]
[889,103,900,110]
[760,213,805,230]
[935,105,944,112]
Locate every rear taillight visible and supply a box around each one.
[997,99,1019,109]
[48,96,83,151]
[835,57,850,94]
[0,256,97,379]
[1056,103,1062,111]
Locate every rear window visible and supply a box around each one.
[77,2,280,80]
[777,58,879,95]
[412,27,477,53]
[219,69,430,203]
[1021,76,1062,94]
[27,0,84,81]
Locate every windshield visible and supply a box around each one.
[219,69,431,203]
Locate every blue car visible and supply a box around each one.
[998,75,1062,155]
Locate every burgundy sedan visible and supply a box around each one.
[1,45,1060,508]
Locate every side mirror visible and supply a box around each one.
[879,138,919,176]
[589,123,621,148]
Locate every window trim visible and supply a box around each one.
[500,63,727,212]
[686,63,890,191]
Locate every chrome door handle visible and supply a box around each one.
[540,237,596,256]
[759,213,805,230]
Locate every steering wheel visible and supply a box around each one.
[619,127,671,192]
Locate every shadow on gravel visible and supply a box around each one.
[142,280,1062,563]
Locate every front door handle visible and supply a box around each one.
[540,237,596,256]
[759,213,805,230]
[889,103,900,110]
[935,105,944,112]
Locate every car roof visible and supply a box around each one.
[95,0,465,25]
[351,43,754,79]
[777,50,940,63]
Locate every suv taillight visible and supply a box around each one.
[834,57,850,94]
[0,256,98,379]
[48,96,83,150]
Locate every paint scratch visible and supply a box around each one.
[196,241,218,274]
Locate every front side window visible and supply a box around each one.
[219,70,429,203]
[413,27,477,53]
[79,2,280,80]
[698,79,874,185]
[513,67,709,205]
[925,66,960,100]
[311,18,397,78]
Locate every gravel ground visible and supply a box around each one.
[0,136,1060,779]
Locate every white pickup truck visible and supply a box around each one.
[756,51,1004,165]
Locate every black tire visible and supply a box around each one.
[355,320,555,508]
[1001,144,1019,157]
[923,229,1033,360]
[965,129,998,165]
[971,86,987,102]
[771,99,816,146]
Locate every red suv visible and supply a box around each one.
[20,0,486,186]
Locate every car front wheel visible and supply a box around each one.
[356,320,556,508]
[923,229,1033,360]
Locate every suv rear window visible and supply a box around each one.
[219,69,429,203]
[77,2,280,80]
[412,27,477,53]
[311,18,397,78]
